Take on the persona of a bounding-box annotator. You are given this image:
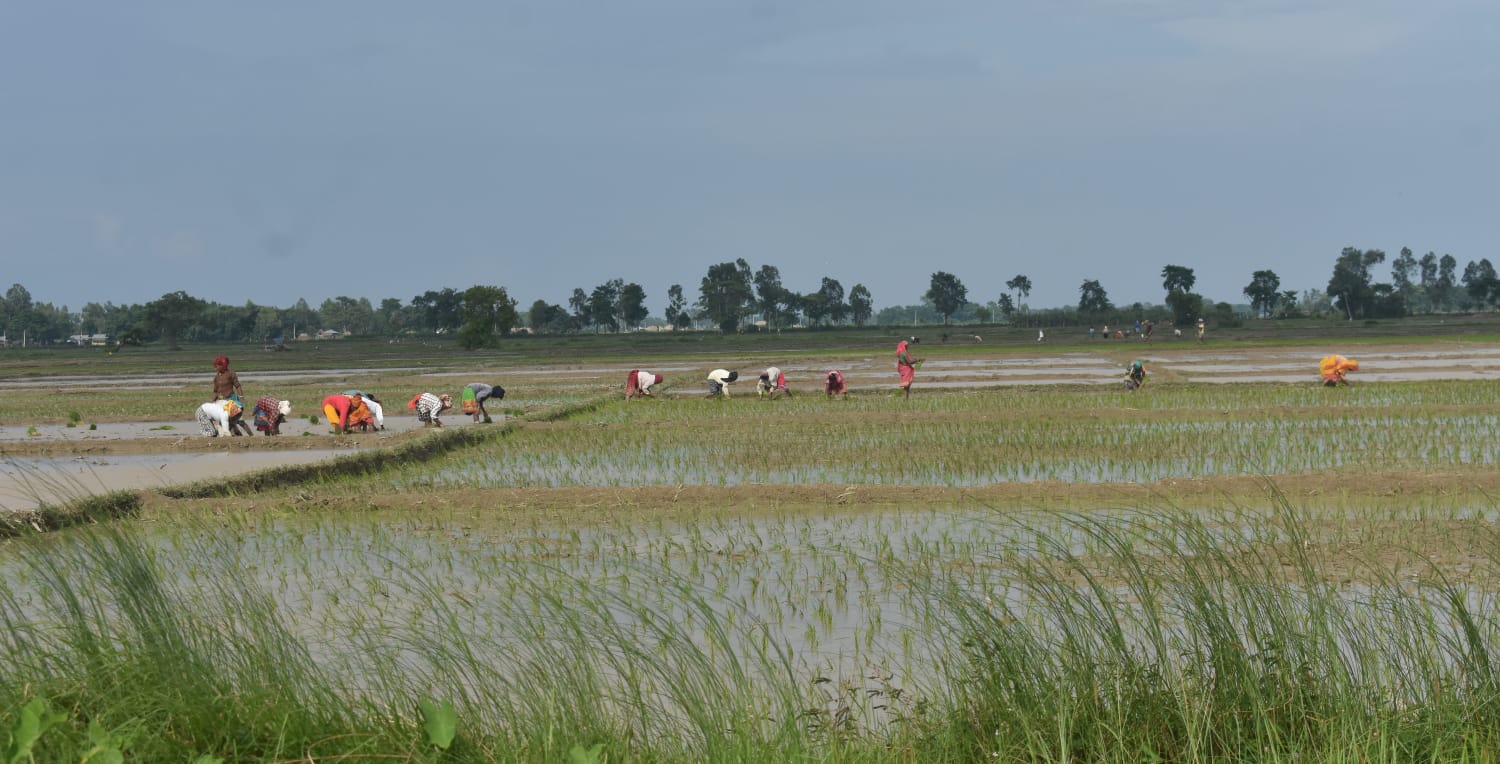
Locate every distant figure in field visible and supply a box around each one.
[252,396,291,435]
[625,370,663,399]
[463,382,505,423]
[896,337,923,399]
[824,370,848,399]
[1124,360,1148,391]
[706,369,738,398]
[1142,320,1154,343]
[322,393,356,434]
[1320,355,1359,387]
[410,392,453,427]
[757,367,792,399]
[196,398,243,437]
[342,390,385,430]
[1196,318,1206,342]
[1037,330,1045,342]
[1174,328,1183,338]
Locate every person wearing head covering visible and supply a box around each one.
[1196,318,1206,341]
[341,390,384,430]
[756,367,792,399]
[1124,360,1147,391]
[410,392,453,427]
[824,370,847,399]
[626,370,663,399]
[1320,355,1359,386]
[322,393,355,434]
[896,337,923,398]
[346,393,377,432]
[463,383,505,423]
[212,356,244,401]
[706,369,738,398]
[196,398,242,437]
[253,396,292,435]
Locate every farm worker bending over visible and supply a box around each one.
[1320,355,1359,387]
[706,369,738,398]
[196,398,243,437]
[346,394,377,432]
[626,370,663,399]
[322,394,356,434]
[342,390,384,430]
[253,396,291,435]
[463,383,505,423]
[824,370,848,399]
[896,337,923,399]
[757,367,792,399]
[410,392,453,427]
[212,355,244,401]
[1124,360,1147,391]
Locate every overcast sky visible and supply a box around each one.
[2,1,1496,315]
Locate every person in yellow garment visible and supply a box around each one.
[1320,355,1359,386]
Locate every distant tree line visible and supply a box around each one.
[0,245,1490,348]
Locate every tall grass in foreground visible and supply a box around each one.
[1,503,1499,761]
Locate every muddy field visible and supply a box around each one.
[2,341,1497,510]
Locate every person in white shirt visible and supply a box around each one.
[195,399,242,437]
[706,369,738,398]
[756,367,792,399]
[626,370,663,399]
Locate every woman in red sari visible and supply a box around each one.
[896,337,922,398]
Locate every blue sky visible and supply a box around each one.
[2,1,1496,315]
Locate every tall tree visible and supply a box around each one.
[1392,247,1418,295]
[1161,265,1196,295]
[753,265,792,331]
[847,284,873,326]
[925,271,968,324]
[1160,265,1202,324]
[1437,255,1458,311]
[1243,270,1282,316]
[568,288,590,329]
[996,293,1015,318]
[588,279,623,332]
[1462,259,1500,308]
[457,285,517,349]
[810,277,847,325]
[143,291,206,350]
[1326,247,1385,319]
[697,260,754,334]
[1005,274,1032,314]
[617,283,648,330]
[1,283,36,341]
[1419,252,1439,289]
[1077,279,1113,314]
[665,284,691,330]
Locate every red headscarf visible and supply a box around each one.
[213,355,229,371]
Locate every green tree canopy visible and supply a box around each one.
[1243,270,1281,316]
[457,285,517,349]
[847,284,873,327]
[925,271,968,324]
[1078,279,1113,314]
[143,291,206,350]
[698,260,754,334]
